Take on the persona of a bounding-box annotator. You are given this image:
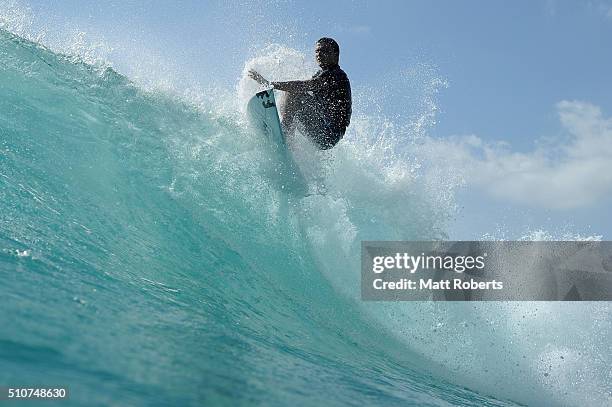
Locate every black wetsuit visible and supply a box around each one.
[271,64,352,149]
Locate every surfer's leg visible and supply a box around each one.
[291,101,340,149]
[280,92,317,136]
[280,92,303,135]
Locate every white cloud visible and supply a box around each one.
[593,0,612,19]
[422,101,612,209]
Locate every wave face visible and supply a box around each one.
[0,29,609,407]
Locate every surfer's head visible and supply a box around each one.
[315,37,339,68]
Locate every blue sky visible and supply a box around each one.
[7,0,612,238]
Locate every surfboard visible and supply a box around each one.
[246,89,285,149]
[247,89,305,193]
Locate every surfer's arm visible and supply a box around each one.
[270,77,323,93]
[248,69,323,92]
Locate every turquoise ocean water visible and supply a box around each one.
[1,28,609,407]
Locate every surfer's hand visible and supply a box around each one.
[248,70,269,86]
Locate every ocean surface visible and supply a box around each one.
[1,27,610,407]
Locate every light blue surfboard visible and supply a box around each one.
[247,89,285,148]
[247,89,305,193]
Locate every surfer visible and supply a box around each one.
[248,37,352,150]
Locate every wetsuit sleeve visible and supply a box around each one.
[271,75,325,93]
